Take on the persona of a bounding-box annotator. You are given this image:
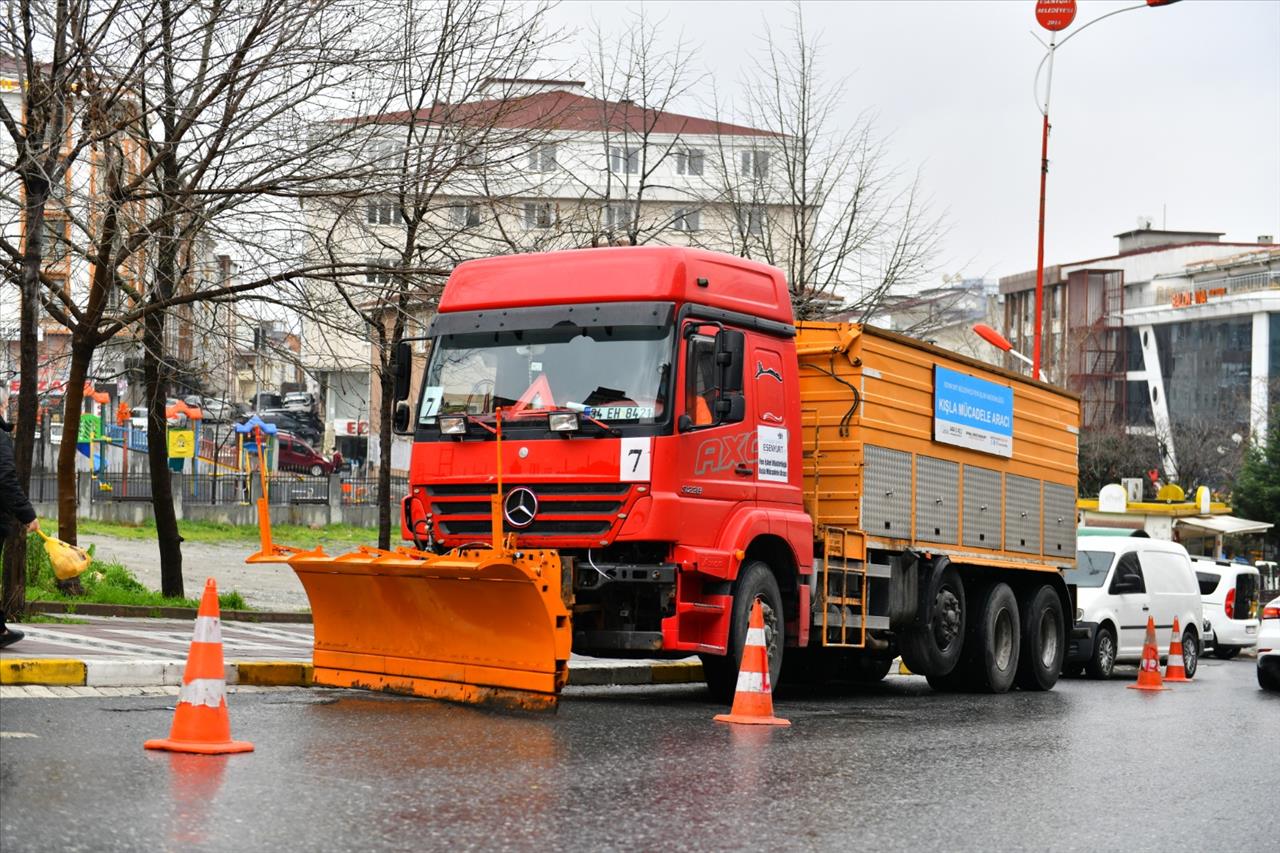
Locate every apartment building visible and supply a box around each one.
[303,78,793,466]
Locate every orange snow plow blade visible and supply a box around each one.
[247,503,571,711]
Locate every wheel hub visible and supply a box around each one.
[1038,612,1059,668]
[932,588,962,651]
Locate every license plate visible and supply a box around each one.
[1246,625,1257,634]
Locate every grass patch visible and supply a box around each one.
[44,517,373,551]
[21,613,89,625]
[24,532,248,611]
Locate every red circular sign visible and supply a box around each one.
[1035,0,1077,31]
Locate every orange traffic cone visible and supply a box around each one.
[145,579,254,754]
[1164,617,1191,682]
[714,600,790,727]
[1127,615,1168,692]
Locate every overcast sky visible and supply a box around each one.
[545,0,1280,281]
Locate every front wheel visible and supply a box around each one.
[1086,625,1116,679]
[1213,644,1241,660]
[1181,628,1199,679]
[309,464,325,476]
[702,561,785,704]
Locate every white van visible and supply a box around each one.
[1192,557,1261,659]
[1063,534,1204,679]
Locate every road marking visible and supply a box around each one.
[1,731,39,738]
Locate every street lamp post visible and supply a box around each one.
[973,323,1045,382]
[1029,0,1182,379]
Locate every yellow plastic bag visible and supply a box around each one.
[37,530,92,581]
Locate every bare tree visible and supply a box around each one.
[708,5,943,321]
[309,0,555,548]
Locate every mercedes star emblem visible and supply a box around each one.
[503,487,539,528]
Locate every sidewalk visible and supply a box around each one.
[0,615,703,692]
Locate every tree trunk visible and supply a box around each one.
[377,363,395,550]
[143,306,184,598]
[0,190,45,618]
[55,339,93,545]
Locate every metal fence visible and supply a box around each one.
[187,473,251,505]
[91,472,162,502]
[267,474,329,506]
[339,476,406,506]
[27,471,60,503]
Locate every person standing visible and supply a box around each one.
[0,412,40,647]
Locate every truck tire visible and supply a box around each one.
[701,561,785,704]
[970,583,1020,693]
[1014,584,1065,691]
[899,560,966,679]
[850,655,893,684]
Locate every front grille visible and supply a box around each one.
[426,482,630,540]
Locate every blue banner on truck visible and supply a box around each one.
[933,365,1013,457]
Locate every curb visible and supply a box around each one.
[2,658,703,690]
[26,601,312,623]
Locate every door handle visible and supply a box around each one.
[1141,605,1149,611]
[734,464,753,477]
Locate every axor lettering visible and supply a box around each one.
[693,433,757,475]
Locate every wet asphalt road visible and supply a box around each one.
[2,657,1277,853]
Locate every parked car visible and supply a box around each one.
[1063,534,1204,679]
[1258,596,1280,691]
[281,391,317,414]
[276,432,336,476]
[1191,557,1260,659]
[243,409,321,445]
[196,398,236,423]
[249,391,283,411]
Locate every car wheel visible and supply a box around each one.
[1259,664,1280,691]
[1085,624,1116,679]
[309,464,324,476]
[1061,662,1084,678]
[1180,628,1199,679]
[900,560,966,679]
[1014,584,1065,691]
[702,560,784,704]
[1212,644,1241,660]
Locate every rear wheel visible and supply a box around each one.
[701,561,784,704]
[899,560,966,679]
[1085,624,1116,679]
[971,583,1021,693]
[1181,628,1199,679]
[1213,644,1241,660]
[1014,585,1065,691]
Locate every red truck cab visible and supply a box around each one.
[400,247,812,689]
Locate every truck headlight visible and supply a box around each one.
[439,415,467,435]
[548,412,579,432]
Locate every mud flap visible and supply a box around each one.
[248,544,572,711]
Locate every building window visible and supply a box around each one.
[365,259,394,286]
[452,202,480,228]
[528,144,557,173]
[738,207,766,237]
[673,208,700,232]
[675,148,704,176]
[523,202,555,229]
[609,146,640,174]
[605,203,635,230]
[456,142,482,168]
[741,149,770,178]
[366,199,401,226]
[43,216,70,264]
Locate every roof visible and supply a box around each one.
[1174,515,1274,536]
[1113,228,1224,239]
[346,89,775,137]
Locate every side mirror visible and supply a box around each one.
[392,341,413,402]
[392,400,413,434]
[713,329,744,394]
[1111,577,1139,594]
[714,394,745,423]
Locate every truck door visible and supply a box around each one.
[672,322,754,547]
[1109,550,1150,656]
[750,343,797,507]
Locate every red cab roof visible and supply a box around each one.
[438,247,794,327]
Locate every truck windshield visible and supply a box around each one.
[420,322,673,427]
[1064,550,1113,588]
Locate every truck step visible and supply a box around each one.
[677,601,726,615]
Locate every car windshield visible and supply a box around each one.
[1065,550,1113,588]
[420,321,673,427]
